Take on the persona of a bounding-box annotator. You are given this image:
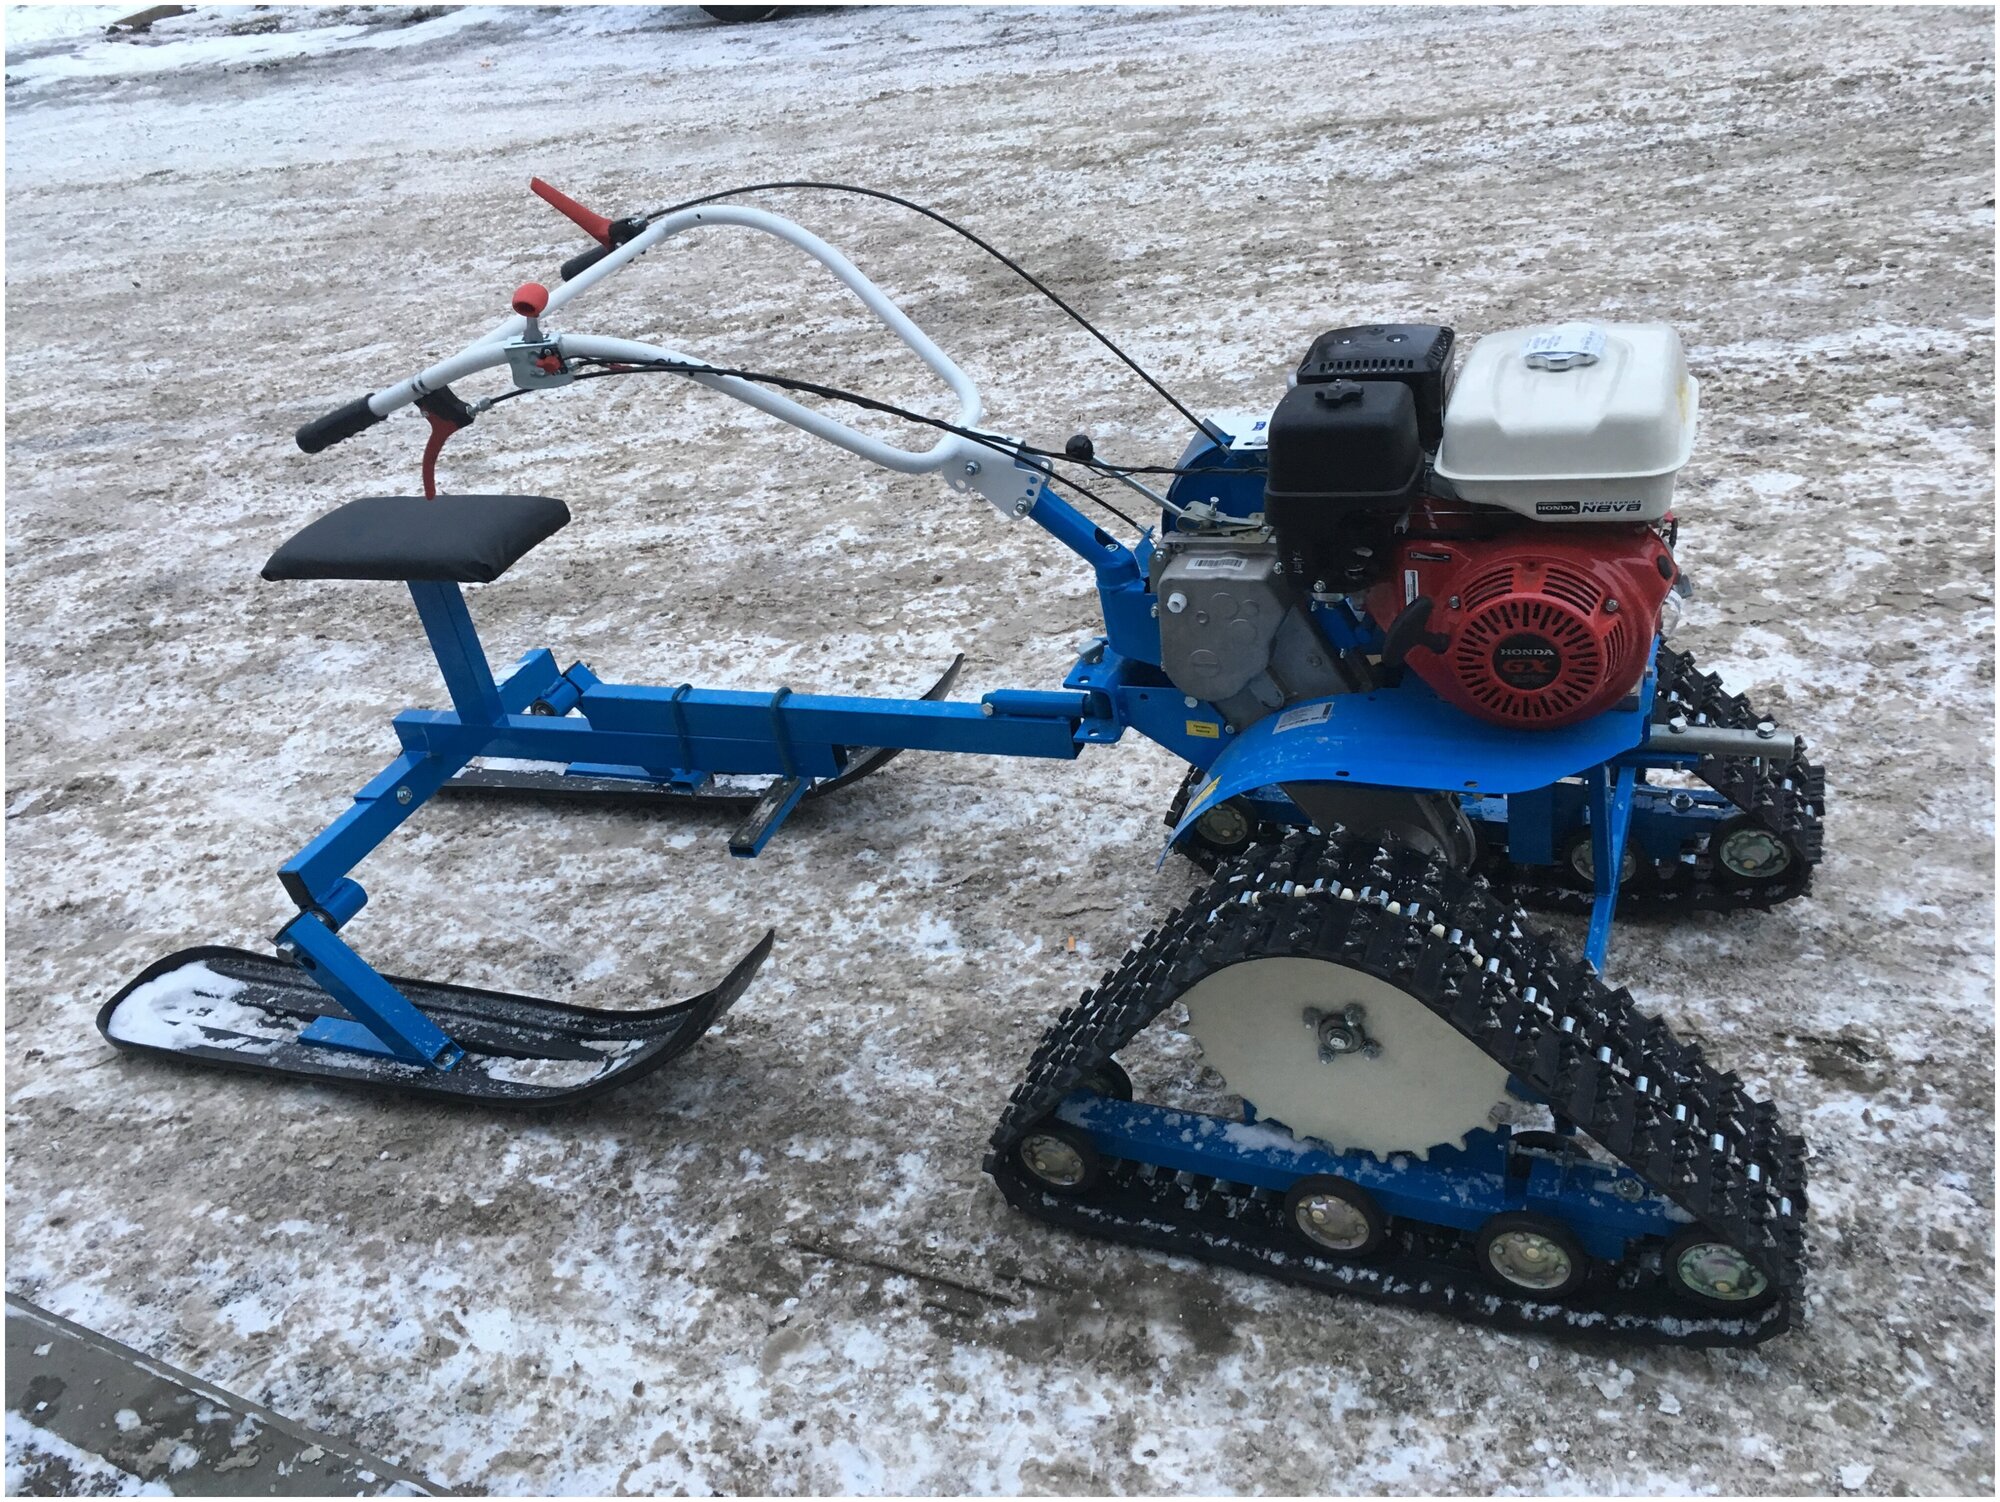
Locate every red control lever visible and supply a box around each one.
[529,177,614,246]
[511,281,550,318]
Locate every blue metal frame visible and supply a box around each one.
[1055,1094,1682,1262]
[228,454,1752,1273]
[262,477,1708,1100]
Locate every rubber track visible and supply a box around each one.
[1486,645,1826,917]
[987,829,1808,1345]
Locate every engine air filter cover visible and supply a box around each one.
[1296,323,1455,450]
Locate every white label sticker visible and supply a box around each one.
[1185,555,1250,573]
[1207,410,1271,451]
[1274,701,1333,733]
[1523,322,1607,370]
[1404,568,1420,606]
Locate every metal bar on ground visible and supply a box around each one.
[5,1294,439,1496]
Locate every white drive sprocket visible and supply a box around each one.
[1179,955,1511,1159]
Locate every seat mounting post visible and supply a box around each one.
[408,580,504,726]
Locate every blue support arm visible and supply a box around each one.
[1584,761,1638,971]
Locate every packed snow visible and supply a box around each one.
[5,1411,170,1496]
[100,961,281,1054]
[5,3,1993,1495]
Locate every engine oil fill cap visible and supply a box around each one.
[1522,322,1608,371]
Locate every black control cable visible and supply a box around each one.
[488,360,1147,532]
[612,180,1222,450]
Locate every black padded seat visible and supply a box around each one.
[262,495,570,584]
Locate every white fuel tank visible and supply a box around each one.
[1434,322,1698,521]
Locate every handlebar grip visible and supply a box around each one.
[561,243,614,282]
[296,394,384,454]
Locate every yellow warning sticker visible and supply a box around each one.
[1186,719,1220,739]
[1192,777,1222,811]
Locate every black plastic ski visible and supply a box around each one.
[439,655,964,812]
[97,933,772,1107]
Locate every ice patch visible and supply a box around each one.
[477,1038,641,1088]
[4,5,498,88]
[1,5,122,49]
[1744,471,1805,498]
[106,963,285,1055]
[5,1411,169,1496]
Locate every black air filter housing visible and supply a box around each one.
[1296,323,1454,450]
[1264,377,1422,591]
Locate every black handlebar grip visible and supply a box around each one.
[296,394,384,454]
[561,243,614,282]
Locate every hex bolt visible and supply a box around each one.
[963,460,981,478]
[980,702,994,716]
[1603,597,1620,614]
[1013,496,1034,517]
[1668,715,1689,734]
[1756,720,1776,739]
[395,786,413,805]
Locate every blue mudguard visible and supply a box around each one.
[1169,676,1654,848]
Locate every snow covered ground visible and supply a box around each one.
[4,3,1993,1493]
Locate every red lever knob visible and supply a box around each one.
[511,282,550,318]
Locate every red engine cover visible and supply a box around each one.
[1367,527,1677,728]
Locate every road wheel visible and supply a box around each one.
[1015,1121,1100,1195]
[1284,1175,1387,1258]
[1664,1228,1777,1312]
[1710,815,1797,888]
[1081,1058,1132,1101]
[1476,1212,1588,1298]
[1563,827,1641,891]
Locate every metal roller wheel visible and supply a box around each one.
[1014,1121,1100,1196]
[1475,1212,1589,1298]
[1710,814,1797,888]
[1283,1174,1387,1258]
[1664,1228,1776,1312]
[1563,827,1642,890]
[1082,1058,1133,1102]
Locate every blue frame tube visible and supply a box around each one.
[1584,762,1638,970]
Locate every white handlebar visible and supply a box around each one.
[367,205,987,476]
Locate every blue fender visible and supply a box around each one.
[1168,677,1654,848]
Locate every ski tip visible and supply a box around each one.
[715,927,778,996]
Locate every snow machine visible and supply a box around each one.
[100,179,1818,1345]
